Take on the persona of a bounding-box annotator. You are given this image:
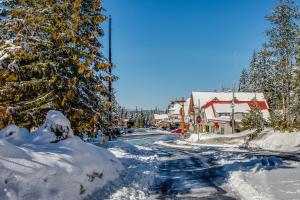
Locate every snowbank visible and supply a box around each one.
[249,130,300,152]
[185,130,255,145]
[90,140,158,200]
[226,161,300,200]
[185,128,300,152]
[0,111,123,200]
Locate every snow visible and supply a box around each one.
[153,114,168,120]
[227,162,300,200]
[168,99,190,116]
[182,128,300,199]
[203,102,270,122]
[37,110,74,140]
[0,40,20,70]
[0,111,123,200]
[121,130,169,137]
[7,60,18,72]
[204,106,215,120]
[191,91,267,107]
[261,110,270,121]
[91,140,158,200]
[186,130,255,144]
[220,154,300,200]
[214,103,250,113]
[186,128,300,153]
[0,125,31,146]
[168,103,181,115]
[249,130,300,152]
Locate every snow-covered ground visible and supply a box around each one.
[1,119,300,200]
[89,139,158,200]
[120,129,170,138]
[185,128,300,152]
[0,111,123,200]
[183,128,300,200]
[249,130,300,152]
[217,153,300,200]
[185,130,255,145]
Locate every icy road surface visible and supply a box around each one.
[96,131,300,200]
[118,133,238,199]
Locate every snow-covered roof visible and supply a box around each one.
[169,98,190,116]
[168,103,181,115]
[191,92,267,108]
[204,102,270,121]
[154,114,169,120]
[214,103,250,114]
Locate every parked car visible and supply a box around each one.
[175,129,187,134]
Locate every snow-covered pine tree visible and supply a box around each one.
[0,1,113,136]
[238,68,249,92]
[139,109,145,128]
[0,1,63,129]
[265,0,300,124]
[256,45,278,109]
[111,97,122,126]
[247,51,259,92]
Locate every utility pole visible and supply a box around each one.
[108,15,112,128]
[197,99,200,143]
[231,83,235,134]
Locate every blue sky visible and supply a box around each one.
[101,0,279,110]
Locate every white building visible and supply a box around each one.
[188,92,270,134]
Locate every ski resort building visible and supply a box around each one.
[188,92,270,134]
[153,114,169,127]
[168,103,182,123]
[167,98,191,128]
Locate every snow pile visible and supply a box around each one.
[36,110,74,141]
[213,149,300,200]
[185,128,300,152]
[249,130,300,152]
[0,111,74,145]
[185,130,255,145]
[90,141,158,200]
[0,125,31,146]
[0,111,123,200]
[225,160,300,200]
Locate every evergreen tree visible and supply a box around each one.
[0,0,114,135]
[256,45,278,109]
[265,0,300,123]
[241,101,265,133]
[238,68,249,92]
[248,51,259,91]
[0,1,62,129]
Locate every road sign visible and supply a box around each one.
[196,116,201,124]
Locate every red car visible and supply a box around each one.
[175,129,187,134]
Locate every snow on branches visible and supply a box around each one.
[0,40,20,71]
